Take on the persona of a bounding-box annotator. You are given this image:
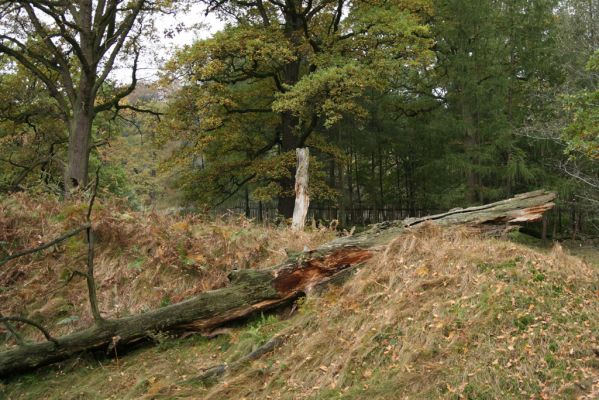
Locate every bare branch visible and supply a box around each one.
[255,0,270,26]
[94,3,144,93]
[0,312,25,346]
[85,167,103,324]
[94,46,140,113]
[114,103,164,119]
[560,161,599,189]
[224,106,272,114]
[0,316,58,344]
[0,224,90,268]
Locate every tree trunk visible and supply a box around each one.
[276,14,302,219]
[291,148,310,231]
[377,142,385,217]
[65,106,93,190]
[571,203,578,240]
[0,190,556,377]
[244,187,251,218]
[347,147,354,220]
[461,96,482,204]
[395,153,402,217]
[354,151,362,223]
[277,111,299,219]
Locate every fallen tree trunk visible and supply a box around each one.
[0,190,556,377]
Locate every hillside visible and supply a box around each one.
[1,195,597,399]
[1,0,598,398]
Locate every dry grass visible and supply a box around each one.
[1,205,598,400]
[200,224,599,400]
[0,193,334,344]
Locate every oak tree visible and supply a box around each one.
[163,0,433,216]
[0,0,161,191]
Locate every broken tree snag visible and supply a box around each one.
[0,190,556,377]
[291,148,310,232]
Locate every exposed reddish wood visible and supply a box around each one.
[0,190,556,377]
[272,248,374,293]
[510,204,556,223]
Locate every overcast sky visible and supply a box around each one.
[112,4,224,83]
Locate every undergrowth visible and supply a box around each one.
[1,195,597,399]
[198,225,599,400]
[0,193,334,343]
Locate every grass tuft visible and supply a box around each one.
[1,198,597,399]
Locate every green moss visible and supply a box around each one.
[64,236,86,256]
[226,313,282,363]
[477,258,518,272]
[127,257,146,271]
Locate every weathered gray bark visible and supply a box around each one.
[291,148,310,231]
[0,190,556,377]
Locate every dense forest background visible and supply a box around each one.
[0,2,598,397]
[0,0,597,236]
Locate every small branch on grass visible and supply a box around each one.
[0,316,58,345]
[0,312,25,346]
[186,334,286,385]
[86,168,100,221]
[44,270,88,297]
[0,224,90,268]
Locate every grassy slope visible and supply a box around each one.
[0,193,333,339]
[1,198,598,399]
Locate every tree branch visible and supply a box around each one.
[93,46,140,113]
[0,43,69,114]
[213,173,258,207]
[114,103,164,119]
[94,3,143,93]
[85,167,103,324]
[0,316,58,344]
[560,162,599,189]
[0,312,25,346]
[224,106,272,114]
[0,224,90,268]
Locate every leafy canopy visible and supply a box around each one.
[161,0,434,206]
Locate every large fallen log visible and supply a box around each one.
[0,190,556,377]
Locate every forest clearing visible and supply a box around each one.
[0,192,597,399]
[0,0,598,398]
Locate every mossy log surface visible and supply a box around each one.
[0,190,556,377]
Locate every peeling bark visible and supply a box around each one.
[291,148,310,231]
